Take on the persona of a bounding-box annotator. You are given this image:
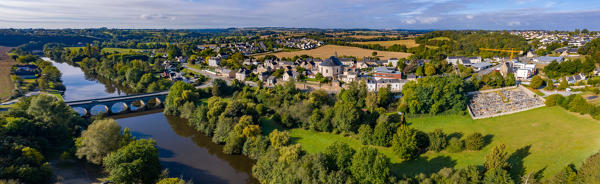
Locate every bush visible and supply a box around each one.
[391,125,420,160]
[464,133,485,150]
[446,137,464,153]
[427,129,447,152]
[530,75,543,89]
[545,94,565,107]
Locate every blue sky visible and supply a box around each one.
[0,0,599,30]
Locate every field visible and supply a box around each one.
[66,47,145,53]
[0,46,15,101]
[346,35,401,39]
[254,45,411,60]
[289,107,600,179]
[351,39,420,48]
[430,36,451,41]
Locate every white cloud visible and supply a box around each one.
[465,15,474,19]
[508,21,521,26]
[403,16,439,24]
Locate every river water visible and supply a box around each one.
[48,58,258,183]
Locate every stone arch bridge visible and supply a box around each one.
[65,91,168,116]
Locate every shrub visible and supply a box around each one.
[446,137,464,153]
[545,94,564,107]
[464,133,485,150]
[427,129,447,152]
[530,75,543,89]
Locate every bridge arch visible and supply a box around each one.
[147,97,162,109]
[72,107,87,117]
[90,104,109,116]
[130,100,146,111]
[110,102,129,114]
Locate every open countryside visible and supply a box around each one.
[3,1,600,184]
[254,44,412,60]
[351,39,421,48]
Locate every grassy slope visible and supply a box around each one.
[0,46,15,101]
[289,107,600,178]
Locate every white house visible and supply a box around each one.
[367,79,407,92]
[208,57,221,67]
[388,58,399,67]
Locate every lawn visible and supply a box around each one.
[254,45,412,60]
[351,39,420,48]
[289,107,600,179]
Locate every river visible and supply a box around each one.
[48,58,258,183]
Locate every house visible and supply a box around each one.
[258,72,270,82]
[243,58,259,66]
[513,62,536,80]
[566,73,586,84]
[236,68,251,81]
[266,76,277,86]
[208,57,221,67]
[388,58,399,67]
[533,56,564,64]
[372,67,402,80]
[526,50,535,58]
[283,71,299,81]
[218,68,235,78]
[499,62,513,77]
[340,71,358,83]
[446,56,462,65]
[14,65,39,79]
[339,58,355,66]
[367,79,407,92]
[319,56,344,78]
[406,74,418,81]
[471,62,492,72]
[217,53,229,59]
[355,61,370,69]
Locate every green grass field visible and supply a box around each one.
[289,107,600,179]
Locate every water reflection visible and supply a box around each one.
[43,58,134,101]
[116,113,258,184]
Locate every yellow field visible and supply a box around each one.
[351,39,420,48]
[0,46,15,101]
[254,45,411,60]
[346,35,401,39]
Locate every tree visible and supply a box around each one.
[504,73,516,86]
[484,144,510,171]
[358,124,373,145]
[544,79,554,90]
[425,64,436,76]
[332,101,360,133]
[103,139,162,184]
[16,54,38,63]
[530,75,543,89]
[324,141,355,173]
[372,51,378,57]
[427,129,447,152]
[212,78,228,97]
[269,129,290,148]
[464,132,485,150]
[156,178,186,184]
[446,137,464,153]
[577,149,600,183]
[164,81,195,115]
[391,125,419,160]
[351,147,390,184]
[76,119,131,164]
[377,87,393,109]
[484,168,515,184]
[372,115,397,146]
[416,66,424,76]
[558,77,568,90]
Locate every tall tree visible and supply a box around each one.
[103,139,162,184]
